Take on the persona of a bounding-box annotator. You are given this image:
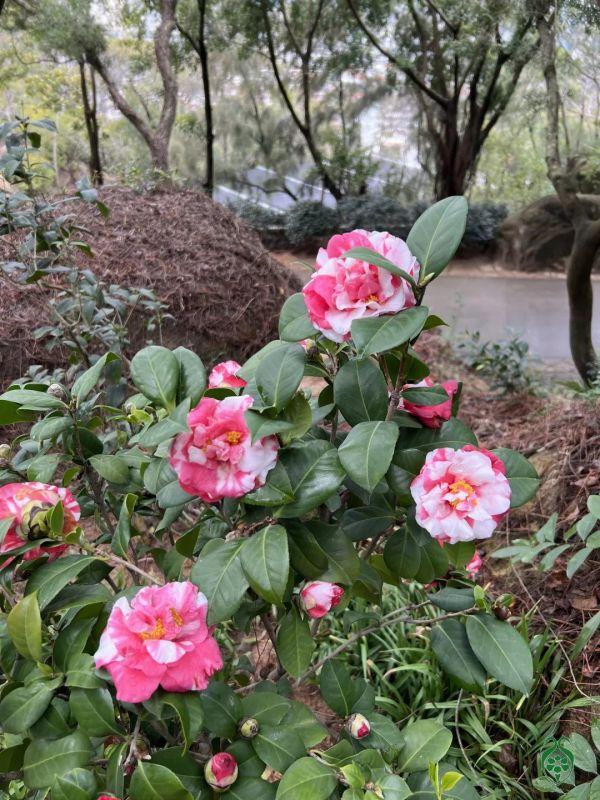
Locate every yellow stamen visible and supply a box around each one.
[140,618,166,640]
[448,480,475,508]
[226,431,242,445]
[170,608,184,627]
[366,293,379,303]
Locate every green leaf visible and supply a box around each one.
[397,720,452,773]
[0,388,67,410]
[173,346,206,406]
[572,610,600,659]
[160,692,205,752]
[66,653,105,688]
[200,681,242,739]
[51,767,97,800]
[241,525,289,605]
[7,592,42,660]
[275,757,337,800]
[256,342,306,411]
[343,246,418,289]
[252,726,306,772]
[568,733,597,773]
[0,682,57,734]
[333,358,389,426]
[279,293,318,341]
[30,697,72,740]
[396,417,477,454]
[245,461,295,507]
[280,700,327,747]
[106,742,127,798]
[493,448,539,508]
[69,688,121,736]
[72,352,119,404]
[401,385,449,405]
[338,421,399,492]
[241,691,291,727]
[26,555,102,610]
[223,777,277,800]
[567,548,593,578]
[364,712,404,753]
[383,528,421,580]
[351,306,429,357]
[191,539,248,624]
[31,415,73,442]
[588,495,600,519]
[320,660,355,716]
[466,614,533,694]
[277,607,315,678]
[427,588,475,612]
[23,732,92,789]
[112,493,138,558]
[406,196,468,279]
[89,453,129,485]
[341,505,394,541]
[130,346,180,410]
[129,761,193,800]
[278,440,345,517]
[431,619,486,691]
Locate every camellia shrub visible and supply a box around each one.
[0,196,541,800]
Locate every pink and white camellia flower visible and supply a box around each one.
[0,482,80,563]
[94,581,222,703]
[466,550,483,579]
[204,752,239,791]
[170,395,278,503]
[300,581,344,618]
[410,445,511,544]
[401,377,459,429]
[302,229,420,342]
[208,360,247,390]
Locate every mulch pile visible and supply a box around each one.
[0,186,301,383]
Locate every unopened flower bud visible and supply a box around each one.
[124,400,135,414]
[0,443,11,464]
[47,383,66,400]
[261,765,283,783]
[204,752,238,791]
[239,717,259,739]
[346,713,371,740]
[299,581,344,619]
[19,501,52,540]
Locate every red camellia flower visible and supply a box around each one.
[170,395,279,503]
[401,377,459,428]
[466,550,483,578]
[94,581,222,703]
[0,482,80,564]
[208,360,247,390]
[410,446,511,543]
[302,229,420,342]
[205,752,238,790]
[300,581,344,618]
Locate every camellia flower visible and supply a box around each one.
[208,360,247,390]
[170,395,279,503]
[94,581,222,703]
[302,229,420,343]
[346,713,371,740]
[401,377,459,429]
[300,581,344,618]
[0,482,80,563]
[410,446,511,544]
[97,796,120,800]
[466,550,483,578]
[204,752,238,791]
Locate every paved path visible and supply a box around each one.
[425,274,600,372]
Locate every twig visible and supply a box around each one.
[104,555,162,586]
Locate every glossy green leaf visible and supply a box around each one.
[339,421,399,492]
[256,342,306,410]
[161,692,205,752]
[279,293,317,341]
[333,358,389,426]
[0,682,57,734]
[275,757,337,800]
[364,712,404,753]
[277,607,315,678]
[69,687,121,736]
[224,777,277,800]
[129,761,193,800]
[252,726,306,772]
[466,614,533,694]
[351,306,429,357]
[343,246,418,289]
[397,720,452,772]
[431,619,486,691]
[89,453,129,485]
[401,385,448,405]
[241,525,289,605]
[72,352,119,404]
[241,691,291,727]
[130,346,180,410]
[493,447,539,508]
[200,681,242,739]
[23,732,92,789]
[406,196,468,279]
[191,539,248,624]
[51,767,97,800]
[26,555,102,610]
[277,440,345,517]
[320,660,355,716]
[173,346,206,406]
[7,592,42,661]
[341,505,394,541]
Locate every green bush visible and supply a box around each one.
[464,202,509,249]
[284,199,340,248]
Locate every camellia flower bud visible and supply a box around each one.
[346,713,371,740]
[299,581,344,618]
[204,752,238,791]
[239,717,259,739]
[19,501,52,540]
[97,796,121,800]
[47,383,66,400]
[0,444,11,462]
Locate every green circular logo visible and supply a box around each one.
[541,738,575,783]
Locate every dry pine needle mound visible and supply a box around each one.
[0,186,301,381]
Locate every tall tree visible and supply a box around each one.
[535,0,599,383]
[346,0,539,198]
[176,0,216,195]
[87,0,179,174]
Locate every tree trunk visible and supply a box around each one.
[197,0,214,195]
[567,218,600,383]
[79,60,103,186]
